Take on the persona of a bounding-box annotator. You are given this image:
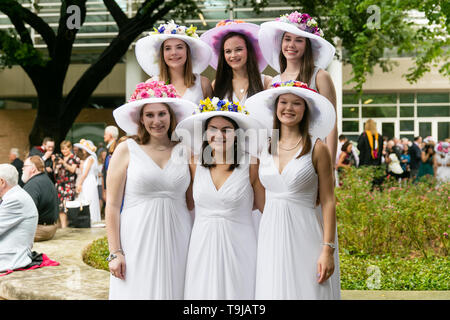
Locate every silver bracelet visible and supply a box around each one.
[322,242,336,249]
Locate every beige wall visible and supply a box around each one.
[342,58,450,92]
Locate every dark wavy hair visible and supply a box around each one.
[201,116,241,171]
[213,32,264,100]
[279,33,315,86]
[269,95,311,159]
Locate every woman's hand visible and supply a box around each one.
[109,253,126,280]
[76,184,82,193]
[317,249,335,284]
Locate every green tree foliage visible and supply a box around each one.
[248,0,449,93]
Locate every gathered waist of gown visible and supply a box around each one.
[265,190,317,209]
[194,204,253,223]
[124,191,186,208]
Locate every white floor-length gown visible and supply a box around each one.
[255,137,341,299]
[436,153,450,183]
[109,139,192,300]
[79,155,101,224]
[184,162,257,299]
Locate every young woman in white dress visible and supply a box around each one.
[434,141,450,183]
[135,21,213,103]
[246,81,340,299]
[200,20,272,104]
[259,12,338,160]
[74,139,101,224]
[175,99,265,299]
[106,81,197,299]
[201,20,271,233]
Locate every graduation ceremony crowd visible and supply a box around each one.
[1,11,448,300]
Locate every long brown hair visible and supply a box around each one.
[158,39,196,88]
[269,95,311,159]
[213,32,264,100]
[131,103,178,145]
[279,34,315,85]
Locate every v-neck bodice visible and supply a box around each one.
[124,139,190,207]
[193,162,253,222]
[259,136,320,209]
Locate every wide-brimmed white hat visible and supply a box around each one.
[200,20,267,72]
[245,80,335,140]
[259,12,335,72]
[175,97,266,155]
[434,141,449,155]
[113,81,198,135]
[135,20,213,77]
[74,139,97,158]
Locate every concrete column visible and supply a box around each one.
[328,40,343,135]
[125,49,145,100]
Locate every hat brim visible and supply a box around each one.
[135,34,213,77]
[245,86,336,140]
[259,21,336,72]
[113,98,198,135]
[200,23,268,72]
[74,143,97,158]
[175,111,266,155]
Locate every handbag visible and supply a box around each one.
[65,198,91,228]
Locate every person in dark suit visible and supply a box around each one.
[29,137,56,184]
[409,136,423,181]
[102,126,118,202]
[357,119,384,166]
[9,148,24,187]
[22,156,59,242]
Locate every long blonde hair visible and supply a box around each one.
[158,40,196,88]
[364,119,378,135]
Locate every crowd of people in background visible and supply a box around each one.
[3,125,120,239]
[335,118,450,188]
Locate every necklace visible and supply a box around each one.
[279,137,302,151]
[150,145,170,151]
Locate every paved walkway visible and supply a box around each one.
[0,228,448,300]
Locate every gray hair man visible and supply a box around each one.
[0,164,38,273]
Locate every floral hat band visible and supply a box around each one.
[196,97,249,115]
[435,141,449,155]
[276,11,324,37]
[272,80,318,93]
[216,19,246,27]
[128,81,180,102]
[150,20,199,38]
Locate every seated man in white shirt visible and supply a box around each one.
[0,164,38,273]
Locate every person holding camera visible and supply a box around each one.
[416,143,436,182]
[53,140,80,228]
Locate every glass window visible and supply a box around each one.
[400,120,414,132]
[400,134,414,141]
[417,106,450,117]
[417,93,449,104]
[343,93,359,104]
[362,106,397,118]
[345,135,360,143]
[342,121,359,132]
[419,123,432,138]
[65,123,106,147]
[400,106,414,117]
[382,123,395,139]
[438,122,450,141]
[361,93,396,104]
[342,107,359,118]
[399,93,414,104]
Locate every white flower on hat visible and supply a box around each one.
[211,97,220,106]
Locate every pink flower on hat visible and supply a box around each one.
[128,81,180,103]
[276,11,324,37]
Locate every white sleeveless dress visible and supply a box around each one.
[153,73,203,104]
[255,137,341,299]
[436,153,450,183]
[109,139,192,300]
[271,66,320,90]
[79,155,101,224]
[226,74,267,105]
[184,162,257,299]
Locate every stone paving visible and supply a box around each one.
[0,227,448,300]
